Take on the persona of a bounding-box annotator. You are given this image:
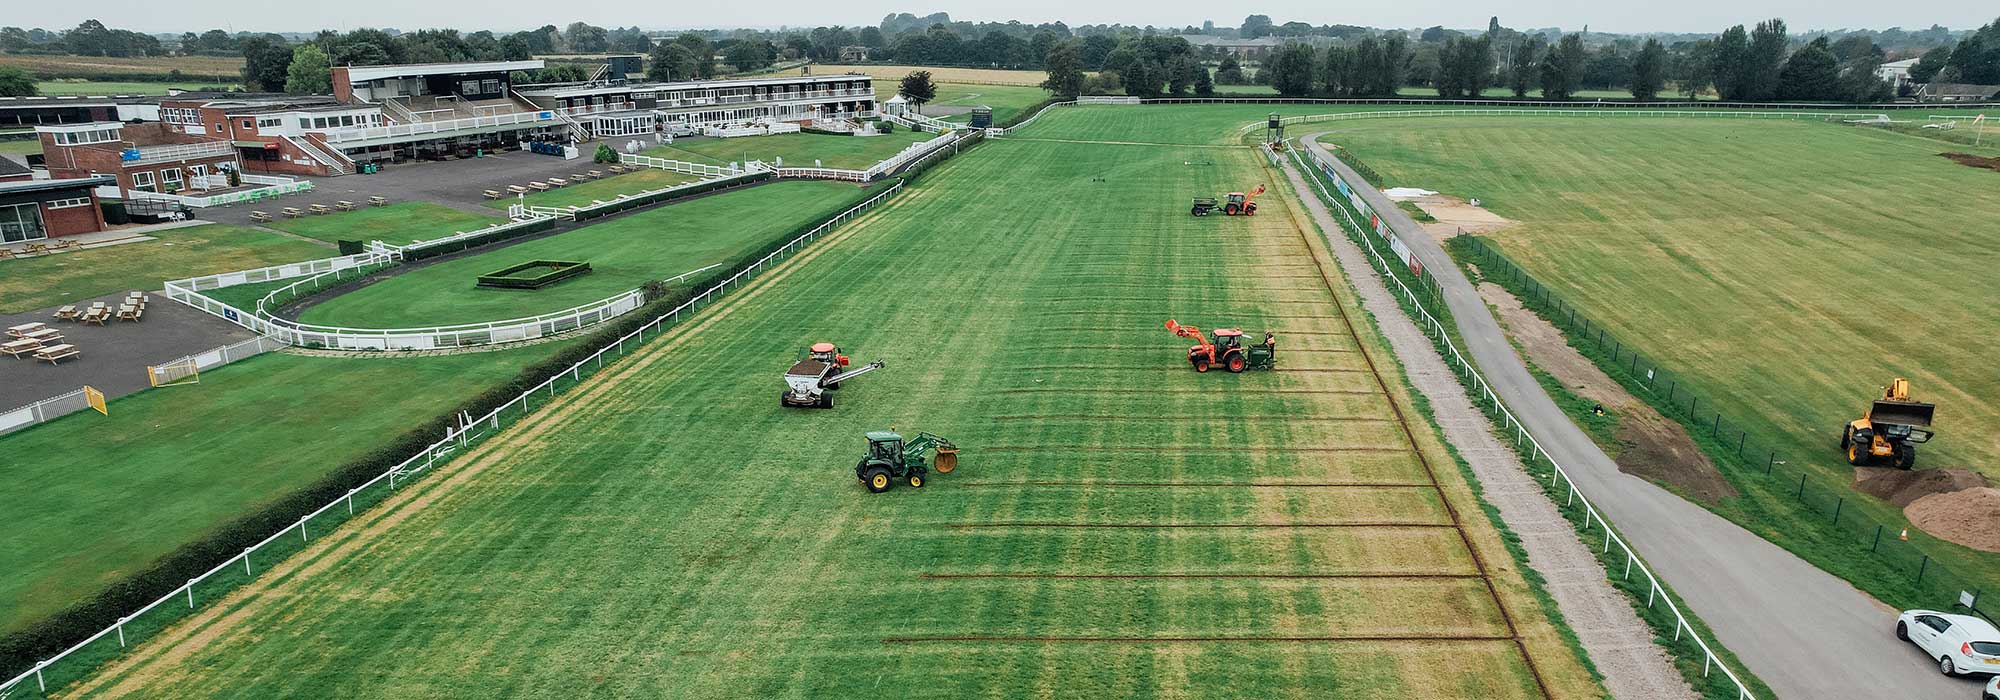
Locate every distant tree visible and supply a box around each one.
[1711,25,1751,100]
[1079,34,1117,70]
[1745,18,1789,100]
[674,33,715,78]
[1778,37,1840,100]
[1240,15,1274,39]
[1676,39,1716,99]
[648,43,699,82]
[534,64,589,83]
[1908,45,1951,83]
[1321,46,1357,96]
[1434,35,1493,98]
[899,70,936,113]
[1943,17,2000,84]
[1166,54,1201,95]
[1506,36,1543,97]
[1265,43,1318,97]
[283,44,332,95]
[1630,39,1666,100]
[1829,35,1884,63]
[1194,65,1214,96]
[1419,26,1452,43]
[499,33,533,61]
[1040,40,1085,98]
[1123,59,1163,97]
[858,26,886,48]
[0,27,33,52]
[0,66,37,97]
[239,35,293,91]
[1539,33,1585,100]
[621,32,655,54]
[1214,54,1247,84]
[1376,34,1411,95]
[724,40,771,72]
[564,22,609,53]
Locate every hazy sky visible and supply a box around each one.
[10,0,1994,35]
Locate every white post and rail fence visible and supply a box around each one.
[1289,142,1757,700]
[0,179,912,698]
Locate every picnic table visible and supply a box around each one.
[309,204,332,215]
[368,196,388,207]
[33,344,79,365]
[23,242,48,255]
[509,185,530,195]
[249,211,272,222]
[1,338,40,358]
[7,322,46,337]
[282,207,305,219]
[22,328,61,342]
[483,189,503,200]
[587,170,604,179]
[118,305,143,322]
[529,181,551,191]
[52,305,79,321]
[336,201,357,211]
[81,308,110,325]
[546,177,569,187]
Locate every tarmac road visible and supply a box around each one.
[1300,134,1978,699]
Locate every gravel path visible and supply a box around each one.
[1275,150,1696,700]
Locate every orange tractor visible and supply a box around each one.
[1224,184,1265,216]
[1166,320,1277,373]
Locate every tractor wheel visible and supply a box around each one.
[908,472,925,488]
[1193,357,1211,373]
[1227,354,1247,373]
[1895,443,1917,470]
[1224,204,1240,215]
[818,394,835,409]
[1840,426,1852,451]
[781,390,791,407]
[863,467,892,493]
[1847,440,1870,466]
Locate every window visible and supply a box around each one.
[482,79,501,94]
[461,79,481,95]
[131,171,155,192]
[50,128,119,146]
[241,119,253,129]
[0,203,46,243]
[258,117,282,128]
[163,107,202,125]
[46,197,90,210]
[160,168,183,191]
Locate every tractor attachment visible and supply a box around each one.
[1191,197,1219,216]
[781,342,884,408]
[1841,377,1936,469]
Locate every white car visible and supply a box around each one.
[1897,609,2000,676]
[1987,675,1999,700]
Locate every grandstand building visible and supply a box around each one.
[515,74,876,137]
[36,122,240,196]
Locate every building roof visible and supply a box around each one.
[341,60,546,83]
[1880,58,1921,69]
[0,176,116,196]
[0,158,30,178]
[1923,83,2000,97]
[1179,35,1286,48]
[517,73,870,99]
[212,99,372,116]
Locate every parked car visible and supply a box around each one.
[1896,609,2000,676]
[1986,675,1999,700]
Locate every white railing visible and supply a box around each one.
[1291,143,1756,700]
[258,285,647,351]
[776,166,868,182]
[319,110,557,144]
[1076,96,1141,105]
[657,88,872,109]
[0,389,90,438]
[378,99,420,125]
[618,153,736,178]
[879,111,952,134]
[166,250,383,293]
[284,135,352,176]
[0,178,911,698]
[127,179,313,208]
[863,130,963,179]
[123,140,233,166]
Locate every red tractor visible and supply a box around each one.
[1166,320,1277,373]
[1223,184,1266,216]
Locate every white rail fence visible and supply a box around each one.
[1291,143,1756,699]
[126,178,315,209]
[617,153,738,178]
[1251,107,1913,137]
[863,130,965,179]
[0,390,90,438]
[0,179,909,698]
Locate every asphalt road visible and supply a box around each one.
[1301,134,1977,699]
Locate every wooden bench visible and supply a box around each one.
[282,207,305,219]
[23,243,48,255]
[335,200,357,211]
[118,305,143,322]
[483,189,504,199]
[570,173,589,181]
[249,210,272,222]
[52,305,79,321]
[587,170,604,179]
[309,204,332,215]
[81,308,110,325]
[33,344,79,365]
[368,196,388,207]
[546,177,569,187]
[507,185,530,195]
[529,181,551,192]
[1,338,40,358]
[53,239,80,252]
[7,322,46,338]
[22,328,61,342]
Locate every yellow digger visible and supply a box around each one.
[1840,378,1935,469]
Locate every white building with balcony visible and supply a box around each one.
[515,74,877,137]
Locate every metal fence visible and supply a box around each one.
[0,390,91,438]
[0,178,910,699]
[1459,236,1999,620]
[1293,144,1760,699]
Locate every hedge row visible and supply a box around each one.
[0,147,992,680]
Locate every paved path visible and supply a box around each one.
[1275,152,1695,700]
[0,292,251,410]
[1301,134,1977,699]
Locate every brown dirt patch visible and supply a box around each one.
[1853,467,1990,507]
[1410,194,1516,245]
[1478,282,1738,504]
[1907,488,2000,552]
[1942,152,2000,172]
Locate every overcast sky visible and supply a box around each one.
[10,0,1994,36]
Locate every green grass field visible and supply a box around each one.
[644,130,933,170]
[300,181,877,328]
[1321,117,2000,601]
[32,81,238,96]
[0,344,569,637]
[268,202,499,246]
[484,168,698,210]
[0,139,41,156]
[0,224,328,313]
[875,80,1050,126]
[0,54,242,81]
[50,127,1597,699]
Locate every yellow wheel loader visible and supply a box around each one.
[1840,378,1935,469]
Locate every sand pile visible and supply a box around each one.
[1907,488,2000,553]
[1853,467,1989,507]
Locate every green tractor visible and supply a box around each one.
[855,430,960,493]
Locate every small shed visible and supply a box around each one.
[882,94,910,116]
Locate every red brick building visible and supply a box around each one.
[36,122,240,196]
[0,176,113,243]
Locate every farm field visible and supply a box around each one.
[874,80,1050,125]
[0,343,570,638]
[0,224,328,314]
[50,132,1597,699]
[643,130,933,170]
[0,54,243,81]
[487,168,699,210]
[32,80,235,96]
[299,180,878,328]
[270,202,498,246]
[1321,117,2000,593]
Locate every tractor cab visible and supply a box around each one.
[1225,192,1247,207]
[1213,328,1245,352]
[866,430,905,465]
[807,342,850,367]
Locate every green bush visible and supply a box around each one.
[594,144,617,164]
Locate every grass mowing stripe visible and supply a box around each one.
[918,572,1488,579]
[958,481,1439,488]
[884,634,1519,643]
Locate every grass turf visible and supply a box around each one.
[0,343,570,637]
[0,139,41,155]
[1322,117,2000,605]
[643,130,933,171]
[267,202,500,246]
[298,180,878,329]
[484,168,699,210]
[50,138,1598,699]
[874,80,1051,126]
[0,224,329,314]
[32,81,239,96]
